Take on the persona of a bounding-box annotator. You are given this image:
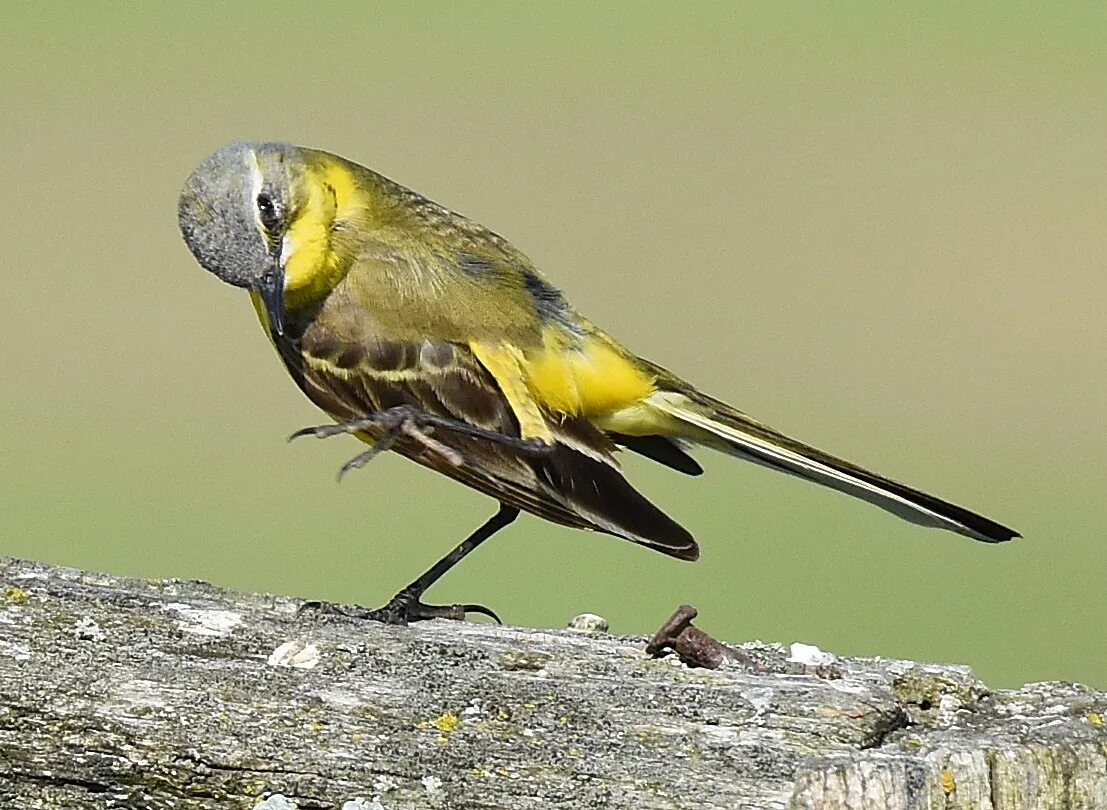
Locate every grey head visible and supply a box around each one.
[178,141,300,334]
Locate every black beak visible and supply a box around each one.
[257,265,285,337]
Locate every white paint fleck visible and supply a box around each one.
[1036,717,1068,730]
[74,616,106,642]
[461,698,483,717]
[254,794,299,809]
[372,775,398,793]
[421,775,442,792]
[938,693,963,726]
[267,640,321,669]
[0,641,31,662]
[342,799,384,810]
[165,603,242,637]
[13,570,48,581]
[701,725,740,746]
[787,642,835,667]
[371,774,398,792]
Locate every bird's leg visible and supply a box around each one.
[290,404,553,477]
[299,504,520,625]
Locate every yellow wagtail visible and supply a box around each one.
[178,141,1018,624]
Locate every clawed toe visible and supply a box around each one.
[296,594,501,626]
[365,592,504,625]
[458,602,503,624]
[398,600,502,624]
[337,445,391,481]
[289,421,366,442]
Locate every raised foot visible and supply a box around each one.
[289,405,553,479]
[298,590,502,626]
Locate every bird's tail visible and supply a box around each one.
[641,383,1018,544]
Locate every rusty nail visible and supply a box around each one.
[646,604,739,669]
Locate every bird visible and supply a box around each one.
[177,141,1019,625]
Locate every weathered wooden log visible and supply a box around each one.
[0,556,1104,809]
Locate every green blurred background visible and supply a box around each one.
[2,4,1104,689]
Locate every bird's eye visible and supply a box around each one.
[256,193,280,231]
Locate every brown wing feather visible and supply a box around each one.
[276,319,697,560]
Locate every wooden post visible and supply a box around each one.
[0,557,1104,809]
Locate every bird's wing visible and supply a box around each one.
[278,319,697,560]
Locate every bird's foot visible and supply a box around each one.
[289,405,419,442]
[298,588,502,626]
[289,404,553,478]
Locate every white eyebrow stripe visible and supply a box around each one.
[247,149,266,236]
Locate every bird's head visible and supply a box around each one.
[178,141,357,337]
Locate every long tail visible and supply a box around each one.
[643,384,1018,544]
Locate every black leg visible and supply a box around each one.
[301,504,520,626]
